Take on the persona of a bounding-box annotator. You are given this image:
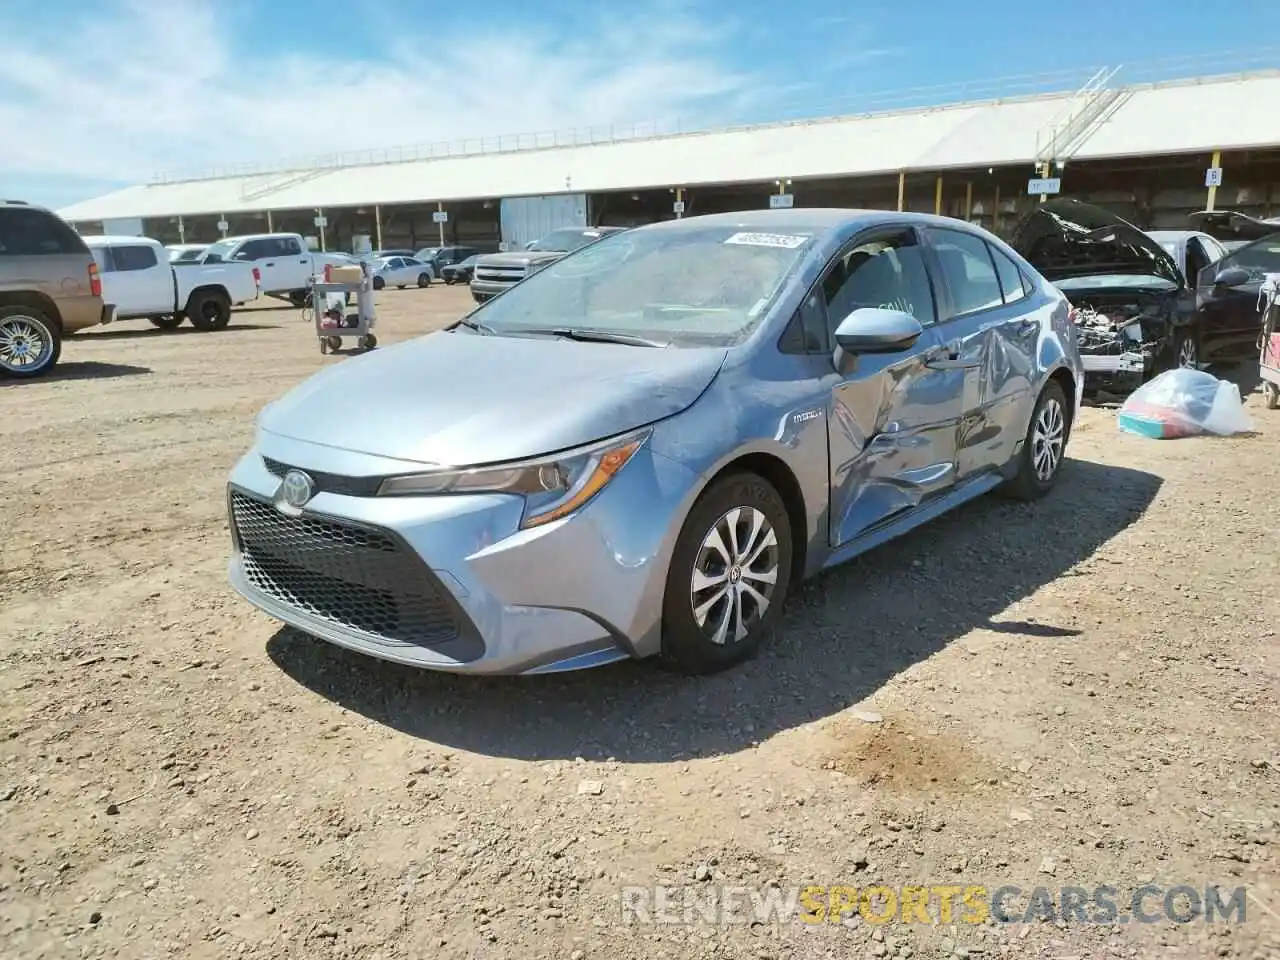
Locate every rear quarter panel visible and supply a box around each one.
[1,252,102,333]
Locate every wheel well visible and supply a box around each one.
[1048,367,1076,429]
[708,452,808,582]
[189,284,230,304]
[0,291,63,330]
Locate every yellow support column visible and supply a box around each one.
[437,201,446,246]
[897,172,905,211]
[266,210,273,232]
[375,205,383,251]
[675,187,684,219]
[1207,150,1222,211]
[965,182,973,220]
[934,176,943,216]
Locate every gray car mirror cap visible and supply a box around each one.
[833,307,925,354]
[1213,265,1251,287]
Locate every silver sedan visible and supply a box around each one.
[227,209,1083,676]
[371,256,433,290]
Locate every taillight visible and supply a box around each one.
[324,264,332,283]
[252,267,261,286]
[88,262,102,297]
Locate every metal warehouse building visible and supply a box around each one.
[56,68,1280,253]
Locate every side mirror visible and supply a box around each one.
[1213,265,1251,287]
[833,307,925,354]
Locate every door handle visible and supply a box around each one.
[924,341,980,370]
[265,262,275,267]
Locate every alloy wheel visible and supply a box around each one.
[690,506,779,645]
[0,314,53,373]
[1032,398,1065,482]
[1177,336,1198,369]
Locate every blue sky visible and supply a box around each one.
[1,0,1274,210]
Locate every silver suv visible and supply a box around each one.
[0,201,115,378]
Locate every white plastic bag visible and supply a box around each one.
[1117,368,1253,439]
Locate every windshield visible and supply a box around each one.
[414,247,439,260]
[201,239,236,264]
[470,225,815,346]
[528,229,609,253]
[1054,274,1179,292]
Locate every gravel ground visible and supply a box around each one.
[2,285,1279,960]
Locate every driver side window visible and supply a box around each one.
[821,230,938,343]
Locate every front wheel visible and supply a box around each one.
[659,473,793,675]
[1003,379,1070,501]
[0,306,62,379]
[417,273,431,288]
[1173,326,1200,371]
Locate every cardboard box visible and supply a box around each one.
[328,264,364,285]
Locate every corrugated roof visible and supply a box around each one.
[57,71,1280,223]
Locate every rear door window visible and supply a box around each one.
[279,237,303,256]
[0,207,88,256]
[111,244,159,271]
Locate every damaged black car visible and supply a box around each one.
[1010,198,1196,393]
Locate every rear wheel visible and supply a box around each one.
[659,473,793,675]
[186,291,231,331]
[0,306,62,379]
[149,315,183,330]
[417,273,431,288]
[1003,379,1070,501]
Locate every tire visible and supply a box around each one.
[149,315,183,330]
[361,334,377,350]
[472,292,487,304]
[1003,379,1070,501]
[1264,382,1280,410]
[186,291,232,331]
[372,276,385,291]
[1173,326,1200,371]
[659,473,793,675]
[417,273,431,288]
[0,305,62,379]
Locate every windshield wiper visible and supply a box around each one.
[524,327,669,348]
[454,317,497,335]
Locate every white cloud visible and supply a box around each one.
[0,0,773,195]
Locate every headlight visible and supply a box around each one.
[376,429,649,528]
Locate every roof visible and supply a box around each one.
[80,234,165,246]
[56,71,1280,224]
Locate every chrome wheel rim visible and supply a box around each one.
[1177,337,1197,368]
[690,506,779,645]
[0,315,52,373]
[1032,398,1065,482]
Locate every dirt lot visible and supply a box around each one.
[2,286,1279,960]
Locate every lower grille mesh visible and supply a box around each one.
[230,491,461,648]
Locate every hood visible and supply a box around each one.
[1187,209,1280,244]
[476,251,563,267]
[259,330,727,466]
[1010,198,1183,287]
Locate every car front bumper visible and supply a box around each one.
[469,278,518,298]
[225,434,699,674]
[1079,350,1152,393]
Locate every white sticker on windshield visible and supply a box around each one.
[724,232,809,249]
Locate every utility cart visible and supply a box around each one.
[1261,274,1280,410]
[311,262,378,355]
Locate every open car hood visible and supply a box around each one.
[1010,198,1183,287]
[1186,209,1280,244]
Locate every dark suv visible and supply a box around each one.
[412,245,480,279]
[0,201,114,379]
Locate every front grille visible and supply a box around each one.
[261,457,383,498]
[474,267,525,283]
[230,491,463,650]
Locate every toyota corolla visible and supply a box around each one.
[227,210,1083,676]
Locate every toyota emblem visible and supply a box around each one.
[280,469,315,509]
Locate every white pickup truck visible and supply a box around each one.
[84,236,260,331]
[199,232,357,307]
